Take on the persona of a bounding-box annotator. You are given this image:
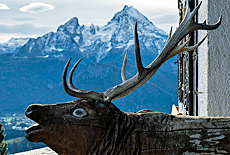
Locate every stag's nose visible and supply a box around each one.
[26,104,42,112]
[25,104,43,117]
[25,104,50,122]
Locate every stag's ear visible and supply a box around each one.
[105,102,123,115]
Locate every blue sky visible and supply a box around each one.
[0,0,179,43]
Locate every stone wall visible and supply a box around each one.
[198,0,230,116]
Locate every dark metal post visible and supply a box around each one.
[177,0,198,116]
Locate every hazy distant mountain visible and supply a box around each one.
[0,5,177,115]
[0,38,29,54]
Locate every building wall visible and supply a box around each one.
[198,0,230,116]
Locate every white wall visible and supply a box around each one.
[198,0,230,116]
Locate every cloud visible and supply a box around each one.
[149,14,179,33]
[14,17,35,21]
[0,3,10,10]
[0,24,52,35]
[19,2,54,13]
[151,14,178,25]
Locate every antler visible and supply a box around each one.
[62,0,222,102]
[62,57,104,100]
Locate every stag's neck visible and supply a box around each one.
[87,110,137,154]
[88,109,160,154]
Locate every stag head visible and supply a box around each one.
[25,99,123,154]
[25,1,222,154]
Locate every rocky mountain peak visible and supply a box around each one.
[90,24,96,35]
[57,17,80,35]
[108,5,151,26]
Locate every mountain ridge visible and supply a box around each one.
[17,5,168,63]
[0,38,29,54]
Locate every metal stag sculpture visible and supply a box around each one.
[25,1,227,154]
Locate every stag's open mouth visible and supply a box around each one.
[26,123,43,135]
[25,123,44,140]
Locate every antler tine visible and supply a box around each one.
[189,1,202,18]
[183,0,201,21]
[165,37,191,61]
[63,57,74,95]
[166,26,173,44]
[183,0,222,32]
[186,0,221,31]
[196,15,222,30]
[68,57,83,89]
[121,50,129,82]
[134,22,145,74]
[167,35,208,61]
[184,35,207,51]
[62,57,104,100]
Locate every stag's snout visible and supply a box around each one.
[26,104,42,117]
[25,104,50,122]
[25,104,52,142]
[26,104,43,112]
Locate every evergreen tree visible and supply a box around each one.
[0,123,7,155]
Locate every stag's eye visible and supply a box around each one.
[72,108,87,118]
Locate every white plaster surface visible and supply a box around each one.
[198,0,230,116]
[197,0,208,116]
[13,147,57,155]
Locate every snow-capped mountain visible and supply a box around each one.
[0,37,29,54]
[18,5,168,63]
